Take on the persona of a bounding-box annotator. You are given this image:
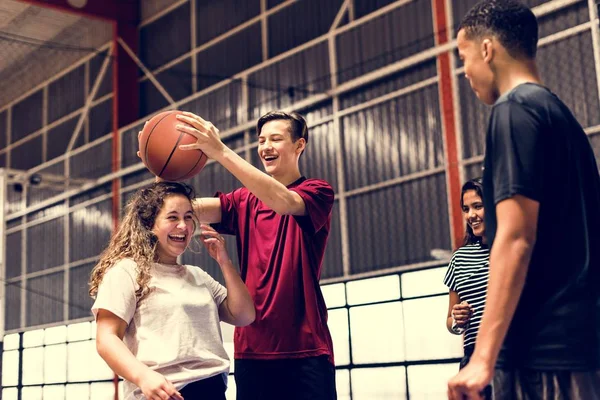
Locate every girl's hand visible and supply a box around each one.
[200,224,229,264]
[452,301,474,327]
[137,369,183,400]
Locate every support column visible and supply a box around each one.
[0,169,6,389]
[113,21,140,128]
[112,20,139,232]
[432,0,464,249]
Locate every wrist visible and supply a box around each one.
[217,256,234,268]
[131,366,148,386]
[206,142,228,161]
[450,317,466,335]
[469,349,496,368]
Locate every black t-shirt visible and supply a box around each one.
[482,83,600,370]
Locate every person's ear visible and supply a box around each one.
[481,38,493,63]
[295,138,306,155]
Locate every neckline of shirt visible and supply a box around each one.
[152,262,187,275]
[496,82,548,104]
[286,176,306,188]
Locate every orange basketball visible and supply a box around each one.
[139,110,207,181]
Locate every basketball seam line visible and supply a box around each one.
[176,152,206,181]
[159,130,188,179]
[144,111,175,166]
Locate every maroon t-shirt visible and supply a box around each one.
[214,177,335,363]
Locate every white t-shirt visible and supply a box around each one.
[92,258,229,400]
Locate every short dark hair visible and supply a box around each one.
[256,111,309,144]
[458,0,538,59]
[460,177,485,246]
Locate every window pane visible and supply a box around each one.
[322,283,346,308]
[2,350,20,386]
[336,369,350,400]
[225,377,236,400]
[23,329,44,348]
[90,382,115,400]
[91,321,97,339]
[328,308,350,366]
[408,363,460,399]
[349,302,404,363]
[68,322,92,342]
[224,341,235,370]
[68,341,94,382]
[403,296,463,361]
[4,333,20,350]
[221,322,235,372]
[401,267,448,298]
[45,325,67,345]
[118,381,125,400]
[351,367,406,400]
[66,383,89,400]
[44,344,67,383]
[22,347,45,385]
[43,385,65,400]
[347,275,400,305]
[22,386,43,400]
[2,388,19,400]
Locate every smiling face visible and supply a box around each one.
[457,29,499,105]
[462,189,485,239]
[257,119,305,177]
[152,194,195,264]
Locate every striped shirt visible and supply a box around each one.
[443,242,490,348]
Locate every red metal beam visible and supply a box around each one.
[17,0,137,23]
[111,20,139,225]
[432,0,464,250]
[113,21,140,129]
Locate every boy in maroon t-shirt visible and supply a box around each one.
[174,110,337,400]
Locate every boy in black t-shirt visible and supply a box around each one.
[448,1,600,399]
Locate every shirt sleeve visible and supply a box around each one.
[443,253,458,291]
[290,179,334,235]
[212,189,241,235]
[488,101,544,204]
[195,267,228,306]
[91,259,138,325]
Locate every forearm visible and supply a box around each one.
[220,258,255,325]
[472,236,533,365]
[213,147,299,214]
[192,197,222,223]
[96,334,151,386]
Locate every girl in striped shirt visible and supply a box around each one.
[444,178,490,373]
